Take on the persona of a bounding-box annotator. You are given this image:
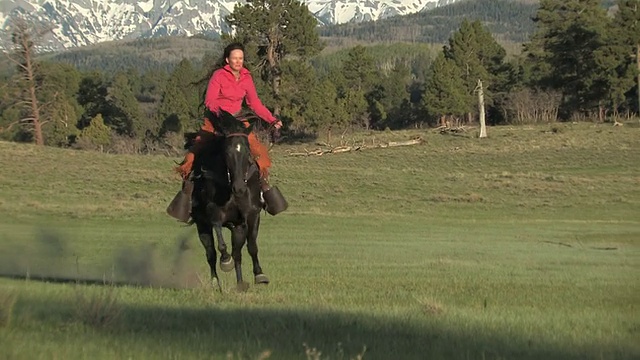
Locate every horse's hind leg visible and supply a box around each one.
[247,214,269,285]
[213,224,234,272]
[196,222,221,291]
[230,225,248,290]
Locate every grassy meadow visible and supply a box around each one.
[0,122,638,359]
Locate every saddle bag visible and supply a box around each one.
[263,185,288,216]
[166,179,194,223]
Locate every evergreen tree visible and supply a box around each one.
[43,98,80,147]
[77,71,110,129]
[158,59,198,135]
[77,114,111,149]
[525,0,616,118]
[277,59,319,130]
[36,61,83,146]
[614,0,640,113]
[422,52,469,124]
[107,72,144,136]
[443,19,507,121]
[339,46,380,129]
[304,79,350,136]
[342,46,378,93]
[376,63,413,129]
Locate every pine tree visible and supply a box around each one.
[43,99,80,147]
[614,0,640,113]
[77,72,110,129]
[422,52,469,125]
[525,0,615,118]
[158,59,198,135]
[443,19,507,122]
[277,59,320,130]
[78,114,111,149]
[107,73,143,136]
[36,62,83,146]
[339,46,380,129]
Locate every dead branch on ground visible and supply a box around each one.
[287,137,424,157]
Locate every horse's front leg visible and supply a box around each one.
[230,224,248,291]
[195,222,221,291]
[247,213,268,285]
[213,224,234,272]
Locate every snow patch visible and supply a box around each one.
[138,0,153,13]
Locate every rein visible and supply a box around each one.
[225,132,249,138]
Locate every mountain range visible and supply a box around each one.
[0,0,460,51]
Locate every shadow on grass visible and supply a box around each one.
[9,288,634,360]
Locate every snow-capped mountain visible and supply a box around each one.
[0,0,460,51]
[309,0,457,25]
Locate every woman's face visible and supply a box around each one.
[226,49,244,72]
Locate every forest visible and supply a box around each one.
[0,0,637,153]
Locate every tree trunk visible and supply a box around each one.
[637,43,639,114]
[11,19,44,145]
[267,26,281,116]
[477,79,487,138]
[28,72,44,145]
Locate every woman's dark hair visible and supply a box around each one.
[223,42,245,61]
[196,42,246,111]
[213,42,246,72]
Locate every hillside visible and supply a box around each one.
[319,0,539,43]
[45,36,223,74]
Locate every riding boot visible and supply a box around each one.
[166,178,194,223]
[259,170,288,216]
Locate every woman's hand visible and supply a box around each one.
[270,119,283,143]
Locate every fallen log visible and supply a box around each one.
[286,137,424,156]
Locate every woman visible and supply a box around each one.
[168,43,285,222]
[176,42,282,185]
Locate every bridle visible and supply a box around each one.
[224,132,253,186]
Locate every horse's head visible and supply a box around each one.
[217,111,255,196]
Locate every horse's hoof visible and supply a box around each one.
[254,274,269,285]
[236,281,250,292]
[220,257,234,272]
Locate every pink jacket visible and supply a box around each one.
[204,65,276,124]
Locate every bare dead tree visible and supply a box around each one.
[475,79,487,138]
[2,17,52,145]
[636,44,640,116]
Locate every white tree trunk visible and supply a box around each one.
[477,79,487,138]
[636,44,639,115]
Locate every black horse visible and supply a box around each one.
[189,111,269,291]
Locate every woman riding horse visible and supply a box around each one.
[168,42,287,222]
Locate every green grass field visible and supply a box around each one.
[0,123,639,359]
